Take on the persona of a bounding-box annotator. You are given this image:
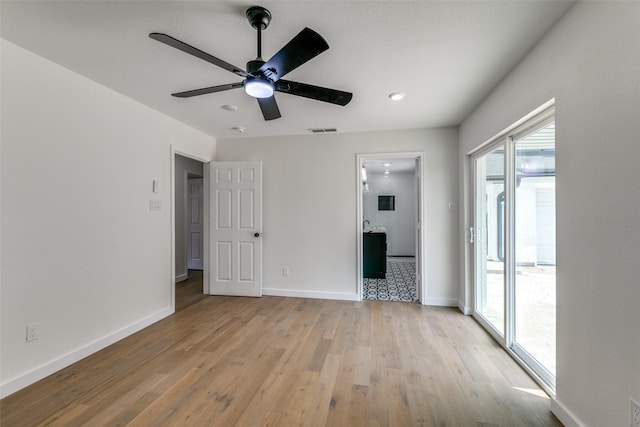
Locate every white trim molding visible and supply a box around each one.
[423,297,459,307]
[458,300,473,315]
[262,288,359,301]
[550,398,584,427]
[0,307,173,399]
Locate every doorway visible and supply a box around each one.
[173,152,208,312]
[357,153,425,303]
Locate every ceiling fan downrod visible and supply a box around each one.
[246,6,272,67]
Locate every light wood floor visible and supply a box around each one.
[175,270,206,313]
[0,296,562,426]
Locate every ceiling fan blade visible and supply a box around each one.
[257,96,281,121]
[276,80,352,106]
[258,28,329,82]
[172,83,244,98]
[149,33,247,78]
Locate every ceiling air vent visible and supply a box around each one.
[308,128,338,133]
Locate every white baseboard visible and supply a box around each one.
[262,290,462,306]
[262,288,359,301]
[550,398,583,427]
[423,297,458,307]
[175,273,188,283]
[0,307,173,399]
[458,300,473,315]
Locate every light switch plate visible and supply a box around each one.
[149,199,161,211]
[26,323,38,342]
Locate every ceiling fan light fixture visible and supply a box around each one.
[244,77,274,98]
[150,7,352,121]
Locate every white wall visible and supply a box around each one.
[0,40,215,397]
[458,3,640,426]
[216,128,459,304]
[363,172,416,256]
[174,154,204,282]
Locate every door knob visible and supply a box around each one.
[254,232,261,237]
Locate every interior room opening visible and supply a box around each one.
[174,153,207,312]
[361,157,419,302]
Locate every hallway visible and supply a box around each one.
[175,270,206,312]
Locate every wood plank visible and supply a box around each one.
[0,298,562,427]
[307,338,332,372]
[37,402,90,427]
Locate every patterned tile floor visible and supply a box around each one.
[363,257,418,302]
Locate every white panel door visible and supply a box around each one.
[209,162,262,296]
[187,178,204,270]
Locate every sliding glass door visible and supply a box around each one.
[473,107,556,389]
[512,120,556,386]
[474,145,505,336]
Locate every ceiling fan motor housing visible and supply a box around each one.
[246,59,266,74]
[246,6,272,30]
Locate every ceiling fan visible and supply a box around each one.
[149,6,353,121]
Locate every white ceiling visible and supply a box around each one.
[364,158,415,175]
[0,1,573,140]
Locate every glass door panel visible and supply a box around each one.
[472,106,556,391]
[475,145,505,336]
[513,122,556,378]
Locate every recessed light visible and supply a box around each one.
[231,126,246,133]
[222,104,239,112]
[388,92,405,101]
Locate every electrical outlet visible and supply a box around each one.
[26,323,38,342]
[631,398,640,427]
[282,267,290,277]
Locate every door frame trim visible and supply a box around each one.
[170,146,212,312]
[356,151,426,303]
